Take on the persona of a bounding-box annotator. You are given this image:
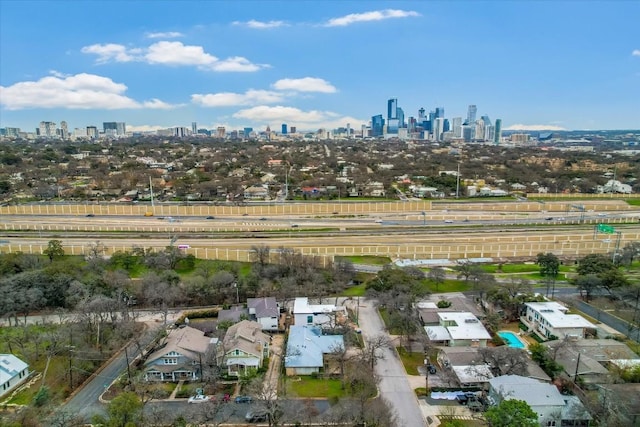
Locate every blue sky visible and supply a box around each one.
[1,0,639,132]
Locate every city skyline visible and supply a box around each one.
[1,1,639,132]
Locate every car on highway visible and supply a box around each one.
[291,224,299,228]
[545,217,554,220]
[259,217,268,220]
[235,395,253,404]
[444,219,454,223]
[85,213,95,217]
[598,213,608,217]
[206,216,215,219]
[188,394,211,404]
[245,409,268,422]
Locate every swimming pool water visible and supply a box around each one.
[498,331,525,348]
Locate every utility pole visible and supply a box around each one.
[455,163,460,199]
[574,352,581,383]
[124,346,132,382]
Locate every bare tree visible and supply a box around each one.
[477,347,529,376]
[361,334,391,370]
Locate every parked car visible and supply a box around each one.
[188,394,210,404]
[427,364,436,374]
[235,395,253,404]
[456,392,478,405]
[245,410,268,422]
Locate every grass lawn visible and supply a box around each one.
[423,279,471,293]
[378,308,402,334]
[341,284,366,297]
[336,255,391,265]
[396,347,426,375]
[284,377,346,398]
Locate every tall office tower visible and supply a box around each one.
[173,127,188,137]
[38,121,56,138]
[481,116,492,141]
[4,127,20,137]
[116,122,126,136]
[433,118,444,141]
[474,120,485,141]
[281,124,288,135]
[361,124,368,138]
[191,122,197,134]
[346,123,351,138]
[387,98,398,120]
[73,128,87,138]
[418,107,426,120]
[408,117,417,133]
[467,105,477,125]
[60,121,69,139]
[451,117,463,138]
[86,126,98,138]
[371,114,385,137]
[244,127,253,139]
[494,119,502,144]
[290,126,296,134]
[443,119,450,133]
[462,125,474,142]
[397,108,405,128]
[103,122,117,136]
[435,107,445,119]
[216,126,226,138]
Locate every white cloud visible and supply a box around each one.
[210,56,268,72]
[146,31,184,39]
[145,41,218,66]
[191,90,284,107]
[82,41,268,72]
[272,77,337,93]
[231,105,365,130]
[325,9,420,27]
[233,20,287,29]
[0,72,178,110]
[504,124,566,131]
[632,49,640,56]
[80,43,138,63]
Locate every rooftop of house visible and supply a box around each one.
[247,297,279,318]
[218,305,249,323]
[223,320,270,358]
[489,375,566,407]
[285,325,344,368]
[437,312,492,341]
[525,302,595,329]
[0,354,28,384]
[293,297,338,315]
[145,326,213,364]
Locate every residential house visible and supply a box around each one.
[521,302,595,340]
[144,325,214,382]
[424,312,491,347]
[542,339,638,386]
[437,347,550,387]
[0,354,29,398]
[219,320,270,377]
[247,297,280,331]
[243,185,269,200]
[293,297,344,328]
[488,375,591,427]
[417,296,485,326]
[217,305,248,324]
[285,325,344,376]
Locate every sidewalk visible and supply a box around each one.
[263,334,284,397]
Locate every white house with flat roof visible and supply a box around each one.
[293,297,343,328]
[0,354,30,398]
[425,312,491,347]
[521,302,595,340]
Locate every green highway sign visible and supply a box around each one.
[597,224,615,234]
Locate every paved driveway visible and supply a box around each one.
[357,298,426,427]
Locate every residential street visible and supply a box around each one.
[357,298,426,427]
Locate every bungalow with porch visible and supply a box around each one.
[144,325,214,382]
[219,320,270,377]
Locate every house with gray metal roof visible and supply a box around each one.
[0,354,29,398]
[247,297,280,331]
[488,375,591,426]
[285,325,344,376]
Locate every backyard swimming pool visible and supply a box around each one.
[498,331,525,348]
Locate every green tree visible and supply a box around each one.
[485,399,538,427]
[536,252,560,296]
[104,391,142,427]
[44,239,65,263]
[576,254,615,276]
[427,266,446,291]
